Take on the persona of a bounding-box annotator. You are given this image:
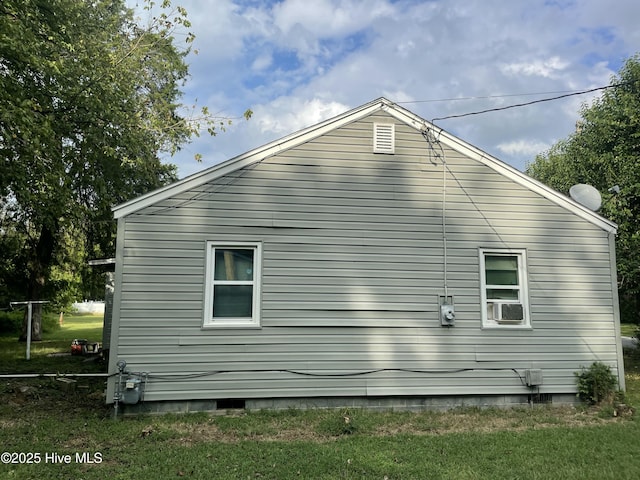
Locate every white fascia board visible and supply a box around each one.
[113,98,389,219]
[382,103,617,234]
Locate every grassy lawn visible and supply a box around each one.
[1,318,639,479]
[621,322,639,338]
[0,313,105,374]
[1,389,639,480]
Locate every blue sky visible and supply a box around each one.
[132,0,640,178]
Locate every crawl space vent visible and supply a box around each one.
[373,123,395,154]
[529,393,553,405]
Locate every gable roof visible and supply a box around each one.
[113,97,617,233]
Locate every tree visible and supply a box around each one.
[526,54,640,323]
[0,0,243,339]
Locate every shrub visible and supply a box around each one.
[0,310,60,336]
[574,361,618,405]
[0,311,24,335]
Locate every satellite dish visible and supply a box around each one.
[569,184,602,211]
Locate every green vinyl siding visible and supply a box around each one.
[107,110,622,404]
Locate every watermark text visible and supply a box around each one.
[1,451,102,465]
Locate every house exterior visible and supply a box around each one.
[106,98,624,412]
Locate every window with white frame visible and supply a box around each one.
[203,242,261,327]
[479,249,530,328]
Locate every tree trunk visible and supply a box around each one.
[19,303,43,342]
[19,224,56,342]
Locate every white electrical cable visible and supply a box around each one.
[0,373,112,378]
[421,126,449,300]
[442,153,448,298]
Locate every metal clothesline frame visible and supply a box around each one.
[9,300,50,360]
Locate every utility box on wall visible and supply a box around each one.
[439,295,455,327]
[525,369,544,387]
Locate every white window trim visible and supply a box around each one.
[203,241,262,328]
[479,248,531,329]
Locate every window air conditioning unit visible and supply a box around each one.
[490,302,524,325]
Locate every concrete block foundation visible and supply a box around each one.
[115,393,579,416]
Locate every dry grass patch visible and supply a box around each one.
[165,417,318,444]
[143,404,635,446]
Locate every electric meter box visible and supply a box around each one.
[439,295,455,327]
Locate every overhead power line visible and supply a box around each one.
[429,84,624,122]
[397,89,581,104]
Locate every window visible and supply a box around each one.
[479,249,530,328]
[204,242,261,327]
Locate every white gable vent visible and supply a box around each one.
[373,123,395,154]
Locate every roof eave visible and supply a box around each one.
[113,98,392,219]
[433,125,618,234]
[113,97,618,234]
[380,103,617,233]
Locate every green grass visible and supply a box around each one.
[1,318,640,478]
[0,397,639,479]
[0,313,105,374]
[624,348,640,406]
[621,322,639,338]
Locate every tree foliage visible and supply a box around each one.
[0,0,241,338]
[526,55,640,322]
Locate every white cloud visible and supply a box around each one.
[170,0,248,60]
[256,97,350,135]
[251,52,273,71]
[500,57,570,79]
[497,139,551,158]
[130,0,640,177]
[272,0,392,38]
[395,40,416,58]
